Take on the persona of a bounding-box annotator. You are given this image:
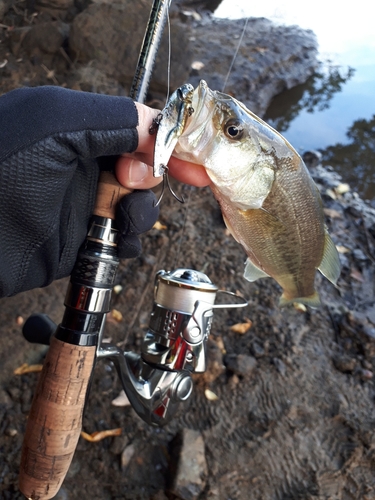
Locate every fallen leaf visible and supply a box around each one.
[293,302,307,312]
[205,389,219,401]
[325,188,337,200]
[81,428,122,442]
[111,390,130,407]
[335,183,350,195]
[191,60,205,71]
[214,336,226,354]
[350,269,364,282]
[121,443,135,470]
[110,309,123,322]
[324,208,342,219]
[14,363,43,375]
[336,245,351,254]
[113,285,123,295]
[230,318,252,334]
[16,316,24,325]
[153,221,167,230]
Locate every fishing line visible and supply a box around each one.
[222,16,249,93]
[172,184,193,269]
[165,1,172,104]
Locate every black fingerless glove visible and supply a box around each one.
[0,86,159,297]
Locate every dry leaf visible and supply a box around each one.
[16,316,24,326]
[324,208,342,219]
[111,390,130,407]
[205,389,218,401]
[335,183,350,195]
[153,221,167,230]
[121,443,135,469]
[111,309,123,322]
[325,188,337,200]
[14,363,43,375]
[293,302,307,312]
[230,318,252,334]
[336,245,351,254]
[81,428,122,442]
[350,269,364,282]
[214,336,226,354]
[191,60,205,71]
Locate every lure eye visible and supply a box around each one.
[224,120,244,140]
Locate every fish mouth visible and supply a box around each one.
[181,80,215,146]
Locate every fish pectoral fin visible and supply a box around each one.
[318,230,341,286]
[243,258,270,282]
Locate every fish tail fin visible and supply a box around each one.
[279,291,321,309]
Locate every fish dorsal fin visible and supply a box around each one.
[244,258,270,282]
[318,230,341,285]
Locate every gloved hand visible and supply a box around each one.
[0,86,159,298]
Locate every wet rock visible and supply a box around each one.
[353,248,368,261]
[188,17,318,116]
[224,353,257,376]
[251,341,265,358]
[333,354,357,374]
[0,0,11,22]
[22,21,69,56]
[69,1,192,93]
[273,357,287,376]
[36,0,75,19]
[169,429,207,500]
[67,65,127,95]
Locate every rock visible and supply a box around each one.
[273,357,287,376]
[0,0,11,22]
[22,21,69,56]
[187,17,318,116]
[67,65,127,95]
[333,354,357,374]
[36,0,75,18]
[224,353,257,376]
[169,429,207,500]
[69,1,192,94]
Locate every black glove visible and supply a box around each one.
[0,86,159,298]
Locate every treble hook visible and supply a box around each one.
[155,165,185,207]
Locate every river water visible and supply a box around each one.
[214,0,375,201]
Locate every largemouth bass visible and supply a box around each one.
[154,80,340,307]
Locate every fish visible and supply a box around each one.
[154,80,341,307]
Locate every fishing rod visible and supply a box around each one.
[18,2,247,499]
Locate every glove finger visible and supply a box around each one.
[0,87,139,163]
[116,190,159,260]
[116,190,159,236]
[117,234,142,260]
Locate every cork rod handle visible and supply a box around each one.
[93,171,132,219]
[20,172,131,499]
[19,337,97,500]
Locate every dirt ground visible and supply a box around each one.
[1,2,375,500]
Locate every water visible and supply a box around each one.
[214,0,375,200]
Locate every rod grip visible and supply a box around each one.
[19,336,96,500]
[94,171,132,219]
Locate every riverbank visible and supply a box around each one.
[0,2,374,499]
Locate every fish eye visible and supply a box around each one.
[224,120,244,140]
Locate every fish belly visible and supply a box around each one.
[210,162,325,305]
